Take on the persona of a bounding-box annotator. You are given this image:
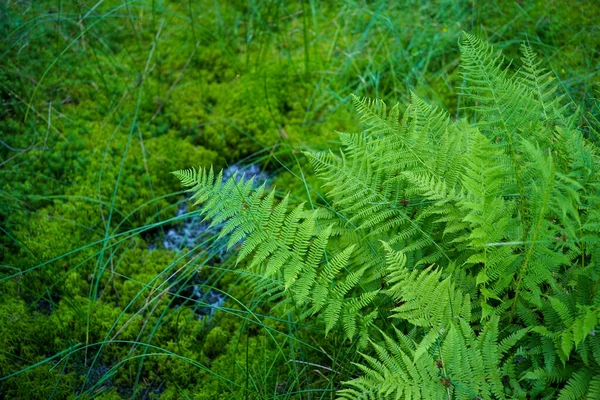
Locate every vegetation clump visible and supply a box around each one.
[175,34,600,398]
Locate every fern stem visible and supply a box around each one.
[511,162,555,316]
[505,134,529,241]
[434,334,452,400]
[463,34,530,240]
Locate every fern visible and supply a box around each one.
[173,33,600,398]
[171,167,380,339]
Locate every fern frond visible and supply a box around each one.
[340,316,527,400]
[383,243,470,329]
[519,43,574,128]
[337,328,446,400]
[173,167,379,340]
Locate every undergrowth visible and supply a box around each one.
[175,34,600,398]
[1,0,598,399]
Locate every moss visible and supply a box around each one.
[202,327,229,359]
[0,297,77,399]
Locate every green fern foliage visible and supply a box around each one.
[174,33,600,398]
[171,167,380,340]
[340,245,530,399]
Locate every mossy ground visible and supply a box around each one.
[1,1,598,398]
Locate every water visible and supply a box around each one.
[151,164,270,319]
[157,164,270,254]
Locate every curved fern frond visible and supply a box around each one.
[172,167,379,340]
